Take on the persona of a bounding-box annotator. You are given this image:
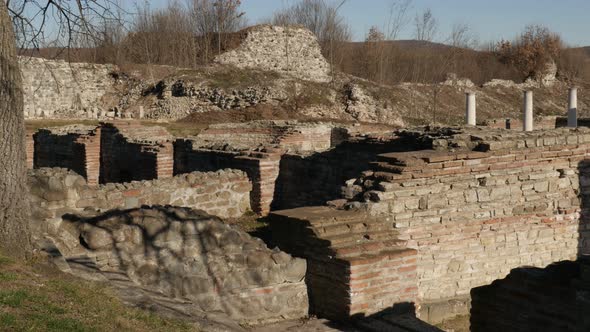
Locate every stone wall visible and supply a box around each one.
[196,121,334,152]
[20,56,115,118]
[43,206,308,326]
[215,25,331,83]
[29,168,252,219]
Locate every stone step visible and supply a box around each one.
[369,161,405,174]
[321,230,397,247]
[315,220,392,237]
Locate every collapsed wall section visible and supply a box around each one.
[214,25,331,83]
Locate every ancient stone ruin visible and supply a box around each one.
[214,25,331,83]
[25,114,590,329]
[21,22,590,331]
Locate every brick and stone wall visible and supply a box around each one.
[174,140,281,215]
[269,207,418,321]
[20,56,115,118]
[273,136,421,210]
[214,25,331,83]
[335,127,590,320]
[29,168,252,219]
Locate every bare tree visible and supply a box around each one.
[414,8,437,42]
[2,1,120,258]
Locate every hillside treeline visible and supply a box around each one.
[24,0,590,85]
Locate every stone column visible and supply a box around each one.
[466,92,476,126]
[139,106,145,119]
[523,90,533,131]
[568,87,578,128]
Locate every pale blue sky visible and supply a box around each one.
[142,0,590,46]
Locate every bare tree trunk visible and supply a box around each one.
[0,4,32,258]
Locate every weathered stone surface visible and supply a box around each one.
[215,25,330,83]
[20,56,115,119]
[48,206,309,326]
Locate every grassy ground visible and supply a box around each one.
[25,119,206,138]
[0,253,195,332]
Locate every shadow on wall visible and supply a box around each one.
[34,129,87,178]
[99,124,158,183]
[57,206,308,325]
[469,159,590,331]
[271,136,424,210]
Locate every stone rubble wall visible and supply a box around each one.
[29,167,252,219]
[44,206,308,326]
[20,56,115,118]
[215,25,331,83]
[349,128,590,305]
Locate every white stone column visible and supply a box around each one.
[568,87,578,128]
[139,106,145,119]
[466,92,476,126]
[523,90,533,131]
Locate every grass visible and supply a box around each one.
[25,120,100,132]
[0,252,195,332]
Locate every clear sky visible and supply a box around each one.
[144,0,590,46]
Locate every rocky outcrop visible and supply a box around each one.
[215,25,331,83]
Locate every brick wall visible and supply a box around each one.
[270,207,418,320]
[29,168,252,219]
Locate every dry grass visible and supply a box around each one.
[0,253,194,332]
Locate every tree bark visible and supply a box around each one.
[0,3,32,258]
